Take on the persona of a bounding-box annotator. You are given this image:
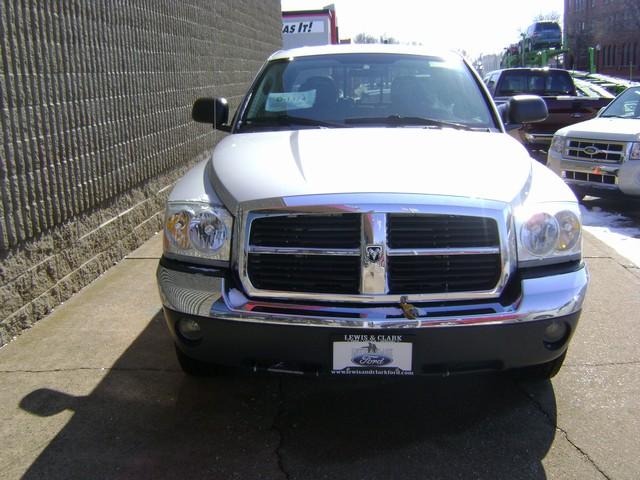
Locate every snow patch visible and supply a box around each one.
[580,204,640,267]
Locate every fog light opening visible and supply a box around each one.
[176,318,203,342]
[543,321,570,350]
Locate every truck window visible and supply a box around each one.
[496,71,574,96]
[242,53,496,130]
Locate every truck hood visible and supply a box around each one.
[209,128,533,209]
[558,117,640,141]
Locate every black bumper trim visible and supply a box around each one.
[164,307,581,376]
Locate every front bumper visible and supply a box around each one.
[547,149,640,197]
[521,132,554,148]
[157,259,588,375]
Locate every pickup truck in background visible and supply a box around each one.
[484,68,612,161]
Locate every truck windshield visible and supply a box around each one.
[600,87,640,119]
[496,71,574,96]
[239,53,495,131]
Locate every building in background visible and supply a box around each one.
[0,1,282,345]
[474,54,501,77]
[282,5,339,49]
[564,0,640,79]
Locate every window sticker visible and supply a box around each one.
[266,90,316,112]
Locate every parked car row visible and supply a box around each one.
[547,86,640,199]
[484,68,639,199]
[484,68,611,155]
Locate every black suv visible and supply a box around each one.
[523,22,562,51]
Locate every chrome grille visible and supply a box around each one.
[387,214,499,248]
[248,253,360,294]
[564,170,617,185]
[250,214,360,248]
[387,254,502,294]
[565,139,626,164]
[243,212,504,300]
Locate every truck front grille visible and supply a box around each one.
[387,214,499,248]
[248,253,360,294]
[387,255,502,294]
[564,170,617,185]
[250,214,361,248]
[244,212,504,300]
[565,139,625,164]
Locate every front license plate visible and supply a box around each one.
[331,334,413,376]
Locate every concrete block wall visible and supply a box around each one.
[0,0,282,345]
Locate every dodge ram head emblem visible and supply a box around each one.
[366,245,383,263]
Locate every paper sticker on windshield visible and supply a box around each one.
[266,90,316,112]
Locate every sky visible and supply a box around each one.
[280,0,564,58]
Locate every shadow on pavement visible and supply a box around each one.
[19,311,557,479]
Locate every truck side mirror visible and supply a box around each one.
[192,97,230,131]
[507,95,548,124]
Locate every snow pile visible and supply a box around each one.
[580,205,640,267]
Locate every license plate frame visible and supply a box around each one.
[331,334,413,376]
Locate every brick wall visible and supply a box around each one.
[564,0,640,79]
[0,0,282,345]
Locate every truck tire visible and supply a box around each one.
[513,351,567,381]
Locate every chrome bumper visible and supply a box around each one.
[547,151,640,197]
[157,262,588,329]
[523,133,554,145]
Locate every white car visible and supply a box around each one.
[548,86,640,199]
[157,45,587,380]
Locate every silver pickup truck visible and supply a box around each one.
[157,45,587,380]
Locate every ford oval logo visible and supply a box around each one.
[583,146,601,156]
[352,353,393,366]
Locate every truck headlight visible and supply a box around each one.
[630,142,640,160]
[521,213,559,256]
[549,135,566,155]
[515,203,581,265]
[164,202,232,265]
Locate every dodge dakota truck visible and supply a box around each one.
[484,68,611,159]
[157,45,588,380]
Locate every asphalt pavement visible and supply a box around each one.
[0,231,638,480]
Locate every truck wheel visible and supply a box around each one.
[174,344,215,376]
[513,351,567,381]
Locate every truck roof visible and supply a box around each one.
[269,44,458,61]
[488,67,570,74]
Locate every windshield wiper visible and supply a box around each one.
[344,115,474,130]
[244,115,349,129]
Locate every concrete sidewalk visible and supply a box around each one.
[0,232,638,479]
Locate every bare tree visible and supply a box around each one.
[533,11,561,23]
[353,33,377,44]
[353,33,399,44]
[379,35,399,45]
